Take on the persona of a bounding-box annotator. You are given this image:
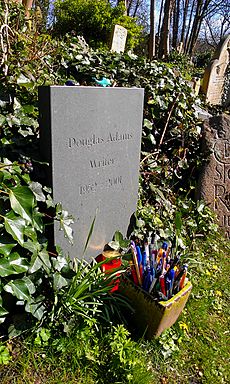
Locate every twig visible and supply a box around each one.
[0,2,14,76]
[156,93,180,159]
[140,151,159,165]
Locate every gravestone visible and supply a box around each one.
[39,86,144,259]
[198,114,230,238]
[110,24,127,53]
[202,34,230,106]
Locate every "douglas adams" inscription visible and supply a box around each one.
[68,132,133,149]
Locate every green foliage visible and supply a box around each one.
[51,258,129,332]
[135,184,219,253]
[0,160,74,335]
[53,0,142,49]
[167,50,195,79]
[0,324,154,383]
[0,342,11,365]
[1,236,229,383]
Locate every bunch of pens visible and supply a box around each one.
[128,237,189,301]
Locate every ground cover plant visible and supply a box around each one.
[0,3,229,383]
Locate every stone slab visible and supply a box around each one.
[110,24,127,53]
[202,35,230,106]
[198,114,230,238]
[38,86,144,259]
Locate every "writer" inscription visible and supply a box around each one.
[90,157,115,168]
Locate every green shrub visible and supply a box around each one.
[53,0,143,49]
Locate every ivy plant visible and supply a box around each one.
[0,159,73,336]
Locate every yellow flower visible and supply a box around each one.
[215,290,222,297]
[179,321,189,333]
[206,270,211,276]
[212,265,218,271]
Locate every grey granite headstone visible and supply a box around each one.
[39,86,144,259]
[198,114,230,238]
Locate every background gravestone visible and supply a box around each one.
[110,24,127,53]
[198,114,230,238]
[39,86,144,259]
[202,34,230,106]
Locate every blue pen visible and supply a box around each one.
[136,245,142,266]
[142,251,147,270]
[166,277,171,299]
[143,265,151,291]
[150,265,155,278]
[168,268,175,298]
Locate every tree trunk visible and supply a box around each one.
[149,0,156,58]
[172,0,180,48]
[184,0,195,54]
[186,0,202,55]
[180,0,189,47]
[157,0,164,38]
[158,0,174,58]
[186,0,211,55]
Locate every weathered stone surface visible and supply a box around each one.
[110,24,127,53]
[194,105,212,122]
[39,86,144,259]
[198,114,230,238]
[202,35,230,106]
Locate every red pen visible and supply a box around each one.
[179,266,188,290]
[159,274,166,296]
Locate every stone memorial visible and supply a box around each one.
[198,114,230,238]
[110,24,127,53]
[39,86,144,259]
[202,34,230,106]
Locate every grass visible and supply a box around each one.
[0,236,229,384]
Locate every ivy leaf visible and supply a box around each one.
[0,305,9,324]
[0,114,6,126]
[32,209,44,232]
[53,272,69,290]
[4,212,25,245]
[9,186,34,223]
[56,203,74,244]
[51,255,68,272]
[147,133,156,145]
[25,296,46,320]
[16,73,33,88]
[38,249,51,272]
[4,279,31,301]
[8,252,29,273]
[29,181,46,202]
[0,296,9,324]
[0,234,16,256]
[143,119,153,130]
[29,254,42,274]
[22,276,36,294]
[197,202,205,213]
[0,259,16,277]
[113,231,130,248]
[23,239,41,254]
